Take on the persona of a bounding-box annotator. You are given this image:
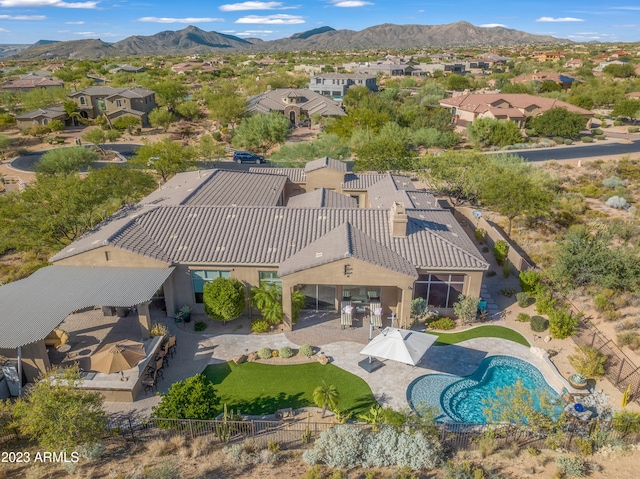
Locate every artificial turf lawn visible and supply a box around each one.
[202,361,378,416]
[426,325,530,347]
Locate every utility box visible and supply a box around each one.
[1,361,26,397]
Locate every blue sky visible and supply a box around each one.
[0,0,639,45]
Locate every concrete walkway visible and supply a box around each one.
[101,305,572,417]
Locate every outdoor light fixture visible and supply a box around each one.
[343,264,352,276]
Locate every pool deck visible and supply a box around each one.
[95,308,575,417]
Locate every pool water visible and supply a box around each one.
[407,355,563,423]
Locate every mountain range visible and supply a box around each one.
[16,22,567,60]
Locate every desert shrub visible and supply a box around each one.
[493,240,509,266]
[453,294,480,325]
[149,322,169,338]
[525,129,536,136]
[257,347,273,359]
[144,461,180,479]
[606,196,628,209]
[535,289,557,315]
[573,437,593,455]
[443,460,488,478]
[194,321,207,332]
[602,310,621,322]
[503,263,512,278]
[474,228,486,243]
[556,456,587,477]
[530,315,549,332]
[303,425,442,471]
[78,441,106,461]
[151,374,218,421]
[568,346,607,378]
[278,346,294,358]
[612,410,640,436]
[428,317,455,330]
[594,134,606,140]
[476,432,498,458]
[552,136,564,144]
[267,440,280,453]
[594,294,614,313]
[581,136,593,143]
[564,139,573,145]
[272,350,279,357]
[516,292,530,308]
[549,308,580,339]
[411,297,428,321]
[628,126,639,133]
[591,128,603,135]
[617,331,640,349]
[519,270,542,293]
[226,442,277,469]
[300,344,315,357]
[603,176,624,188]
[527,446,540,456]
[251,319,270,333]
[517,313,531,322]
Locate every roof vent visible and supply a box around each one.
[315,252,323,258]
[318,215,326,220]
[92,240,101,245]
[215,246,226,252]
[227,213,236,219]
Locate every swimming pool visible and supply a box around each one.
[407,355,562,423]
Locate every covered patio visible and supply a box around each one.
[0,265,173,400]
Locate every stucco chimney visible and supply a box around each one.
[389,201,408,237]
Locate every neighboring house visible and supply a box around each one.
[15,105,69,130]
[0,77,63,92]
[592,60,626,72]
[414,63,466,76]
[50,161,488,334]
[67,86,156,127]
[308,73,377,98]
[564,58,584,69]
[354,62,415,76]
[439,93,592,128]
[532,52,564,62]
[108,64,147,74]
[510,72,577,90]
[246,88,346,125]
[170,62,219,75]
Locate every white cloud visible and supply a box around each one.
[0,0,98,8]
[480,23,506,28]
[0,14,46,19]
[138,17,224,23]
[331,0,373,6]
[235,14,304,24]
[219,1,294,11]
[65,20,85,24]
[0,27,9,32]
[535,16,584,23]
[610,6,640,10]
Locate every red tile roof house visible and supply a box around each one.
[439,93,593,128]
[0,77,64,92]
[510,72,578,90]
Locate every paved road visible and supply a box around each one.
[511,139,640,162]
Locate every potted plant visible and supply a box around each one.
[569,373,587,390]
[174,305,192,323]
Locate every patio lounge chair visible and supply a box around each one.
[44,328,70,349]
[341,300,353,329]
[369,302,383,328]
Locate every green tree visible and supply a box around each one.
[313,382,340,418]
[19,87,68,112]
[27,124,51,142]
[130,138,198,181]
[251,282,284,324]
[152,374,219,420]
[353,134,414,172]
[567,94,595,110]
[86,165,156,206]
[176,100,202,120]
[467,118,523,148]
[36,146,99,176]
[12,365,107,451]
[232,112,290,153]
[112,115,141,133]
[206,90,246,129]
[0,134,12,158]
[82,127,108,153]
[153,80,188,109]
[203,277,245,324]
[148,108,177,132]
[198,133,226,165]
[453,294,480,325]
[0,113,16,130]
[48,119,65,132]
[529,107,588,137]
[445,74,472,91]
[602,62,636,78]
[611,99,640,121]
[416,151,487,208]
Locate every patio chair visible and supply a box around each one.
[44,329,70,349]
[367,291,380,301]
[142,370,158,395]
[340,300,353,329]
[155,342,170,367]
[167,336,177,357]
[152,357,165,379]
[370,302,383,328]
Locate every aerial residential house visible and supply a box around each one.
[532,52,564,63]
[439,93,592,128]
[108,64,148,74]
[510,72,578,90]
[308,73,377,98]
[0,77,63,92]
[170,61,219,75]
[354,62,415,77]
[67,86,157,126]
[14,106,69,130]
[247,88,346,125]
[564,58,584,69]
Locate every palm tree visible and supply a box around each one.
[250,282,283,324]
[312,382,340,418]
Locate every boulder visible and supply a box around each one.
[317,354,330,365]
[233,354,247,365]
[247,352,259,362]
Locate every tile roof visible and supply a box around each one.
[94,206,489,271]
[278,221,417,278]
[440,93,592,115]
[249,167,306,183]
[286,188,358,208]
[367,176,438,210]
[305,156,348,173]
[68,86,154,98]
[15,105,66,120]
[247,88,346,117]
[341,173,388,190]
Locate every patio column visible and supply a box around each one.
[281,280,293,331]
[137,301,152,339]
[399,284,413,329]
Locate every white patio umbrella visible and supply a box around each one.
[359,327,438,366]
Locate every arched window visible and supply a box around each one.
[80,97,86,105]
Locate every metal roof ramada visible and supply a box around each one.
[0,266,174,349]
[107,205,488,271]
